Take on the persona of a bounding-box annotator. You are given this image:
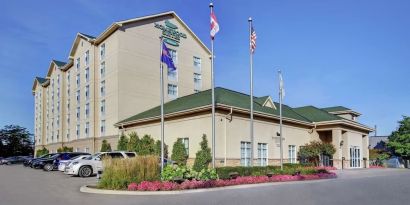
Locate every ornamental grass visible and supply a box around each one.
[98,155,160,190]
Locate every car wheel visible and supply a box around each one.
[44,164,54,171]
[78,166,92,177]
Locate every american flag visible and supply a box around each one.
[250,25,257,53]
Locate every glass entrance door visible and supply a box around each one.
[350,146,361,168]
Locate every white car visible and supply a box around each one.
[64,151,136,177]
[58,155,91,171]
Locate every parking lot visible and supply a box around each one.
[1,165,410,205]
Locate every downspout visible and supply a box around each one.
[224,107,233,166]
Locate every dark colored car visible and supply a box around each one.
[25,153,57,167]
[36,152,90,171]
[1,156,27,165]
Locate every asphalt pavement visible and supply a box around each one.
[0,165,409,205]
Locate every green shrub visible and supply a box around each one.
[57,146,73,153]
[161,165,217,181]
[98,155,160,190]
[100,140,112,152]
[154,140,169,159]
[216,165,318,179]
[298,141,336,166]
[36,147,49,157]
[171,138,188,165]
[117,134,128,151]
[137,134,156,155]
[127,132,140,152]
[193,134,212,171]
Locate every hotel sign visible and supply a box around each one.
[154,20,187,47]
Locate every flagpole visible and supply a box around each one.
[248,17,254,167]
[159,37,165,174]
[210,2,216,169]
[278,70,283,171]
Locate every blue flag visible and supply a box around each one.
[161,42,176,72]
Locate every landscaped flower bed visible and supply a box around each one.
[127,172,337,191]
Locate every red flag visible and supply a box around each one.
[210,10,219,39]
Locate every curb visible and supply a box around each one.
[80,177,337,196]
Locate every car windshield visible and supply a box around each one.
[69,155,83,160]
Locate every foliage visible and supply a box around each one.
[137,135,156,155]
[369,149,390,160]
[171,138,188,165]
[215,164,321,179]
[193,134,212,171]
[100,140,112,152]
[127,173,337,191]
[161,165,218,181]
[127,132,140,152]
[0,125,34,157]
[35,147,49,157]
[117,134,128,151]
[297,141,336,166]
[387,116,410,159]
[57,146,73,153]
[154,140,169,159]
[98,155,160,190]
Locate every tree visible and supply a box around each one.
[297,141,336,166]
[155,140,168,159]
[0,125,34,157]
[57,146,73,153]
[117,134,128,151]
[100,140,112,152]
[36,147,49,157]
[138,135,156,155]
[193,134,212,171]
[171,138,188,165]
[387,116,410,159]
[127,132,140,152]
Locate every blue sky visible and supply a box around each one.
[1,0,409,136]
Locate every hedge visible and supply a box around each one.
[216,164,319,179]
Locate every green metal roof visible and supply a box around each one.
[35,77,48,85]
[52,60,66,67]
[321,106,351,112]
[293,106,342,122]
[117,87,311,125]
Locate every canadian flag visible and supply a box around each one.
[210,10,219,39]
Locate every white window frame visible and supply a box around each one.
[288,145,297,164]
[85,50,90,66]
[76,124,80,139]
[100,43,106,60]
[85,103,90,119]
[100,120,106,136]
[85,67,90,83]
[100,61,105,78]
[257,143,268,166]
[100,80,106,97]
[180,138,189,156]
[76,58,80,71]
[167,69,178,82]
[85,85,90,101]
[167,84,178,99]
[240,141,251,167]
[194,73,202,91]
[100,100,106,116]
[193,56,201,73]
[85,122,89,137]
[76,74,80,88]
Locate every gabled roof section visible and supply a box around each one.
[116,87,310,126]
[68,33,96,59]
[293,106,342,122]
[46,60,66,77]
[255,96,277,109]
[94,11,210,54]
[322,106,361,116]
[32,77,49,93]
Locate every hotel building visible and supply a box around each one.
[32,11,373,169]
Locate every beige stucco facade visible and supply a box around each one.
[33,12,211,154]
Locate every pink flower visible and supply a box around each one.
[127,182,138,191]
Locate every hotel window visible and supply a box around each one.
[57,74,60,85]
[258,143,268,166]
[167,69,177,82]
[56,116,60,126]
[67,101,70,112]
[85,85,90,101]
[67,88,70,98]
[76,90,80,103]
[180,138,189,156]
[100,100,105,116]
[167,84,178,99]
[76,74,80,87]
[85,147,89,153]
[100,81,106,97]
[76,124,80,139]
[67,116,70,125]
[288,145,297,164]
[193,56,201,73]
[57,101,60,112]
[194,73,202,91]
[85,103,90,118]
[67,71,70,84]
[100,43,106,60]
[241,141,251,167]
[100,120,106,136]
[76,107,80,120]
[85,122,89,137]
[85,50,90,66]
[85,67,90,83]
[76,58,80,71]
[100,61,105,78]
[169,49,177,64]
[66,131,70,141]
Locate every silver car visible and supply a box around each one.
[64,151,136,177]
[58,155,91,171]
